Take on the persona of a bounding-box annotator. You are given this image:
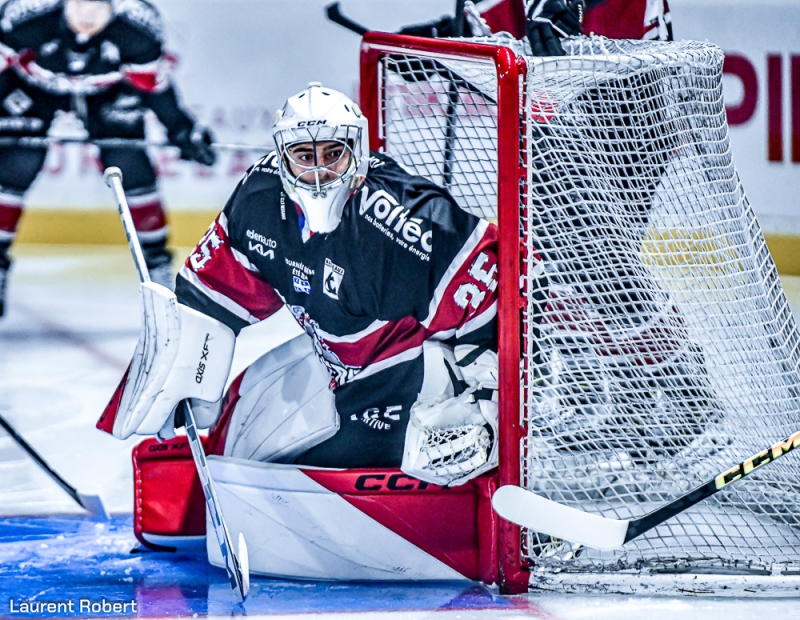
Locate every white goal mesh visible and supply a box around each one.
[374,35,800,578]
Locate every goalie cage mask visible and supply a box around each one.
[273,82,369,235]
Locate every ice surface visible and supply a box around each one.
[0,246,301,517]
[2,246,800,618]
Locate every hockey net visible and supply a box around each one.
[360,33,800,591]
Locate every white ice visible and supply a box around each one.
[0,245,302,516]
[3,245,800,620]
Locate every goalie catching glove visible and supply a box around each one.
[401,343,498,487]
[98,281,235,440]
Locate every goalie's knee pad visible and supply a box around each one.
[99,282,235,439]
[222,334,339,463]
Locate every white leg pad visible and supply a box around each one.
[205,457,468,581]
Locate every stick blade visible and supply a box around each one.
[238,533,250,601]
[76,492,111,521]
[491,485,629,550]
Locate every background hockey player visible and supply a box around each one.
[395,0,672,52]
[0,0,216,315]
[100,82,502,487]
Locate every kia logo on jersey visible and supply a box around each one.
[323,258,344,299]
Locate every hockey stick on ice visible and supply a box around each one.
[0,135,272,152]
[180,400,250,602]
[492,429,800,550]
[0,413,110,520]
[103,166,250,602]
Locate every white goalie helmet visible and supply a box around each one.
[272,82,369,234]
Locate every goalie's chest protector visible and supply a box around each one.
[228,154,462,376]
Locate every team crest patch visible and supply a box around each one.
[323,258,344,300]
[293,276,311,294]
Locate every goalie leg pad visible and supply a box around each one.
[223,334,339,463]
[132,436,207,550]
[204,457,492,581]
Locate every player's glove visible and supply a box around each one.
[401,344,498,487]
[526,0,584,57]
[170,124,216,166]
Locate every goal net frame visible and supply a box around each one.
[359,32,800,596]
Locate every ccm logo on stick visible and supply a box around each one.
[715,429,800,489]
[354,473,431,491]
[196,333,210,384]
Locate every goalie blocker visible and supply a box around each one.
[97,281,235,439]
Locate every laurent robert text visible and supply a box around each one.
[8,598,138,614]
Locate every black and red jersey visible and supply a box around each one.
[0,0,193,136]
[1,0,163,79]
[476,0,673,41]
[176,152,498,390]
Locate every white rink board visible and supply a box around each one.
[670,0,800,232]
[20,0,800,229]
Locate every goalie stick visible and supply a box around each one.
[103,166,250,602]
[0,413,110,520]
[492,429,800,550]
[0,136,272,152]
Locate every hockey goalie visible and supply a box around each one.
[98,82,505,582]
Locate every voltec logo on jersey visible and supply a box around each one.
[246,229,277,259]
[358,187,432,261]
[323,258,344,300]
[293,276,311,294]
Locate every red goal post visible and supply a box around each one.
[360,33,530,592]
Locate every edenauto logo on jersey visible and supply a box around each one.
[359,187,432,260]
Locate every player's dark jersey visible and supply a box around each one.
[0,0,193,136]
[474,0,673,41]
[176,151,498,390]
